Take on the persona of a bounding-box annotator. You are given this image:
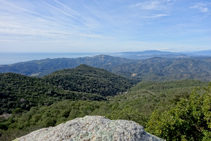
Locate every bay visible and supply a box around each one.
[0,52,100,65]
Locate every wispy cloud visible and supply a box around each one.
[143,14,169,19]
[94,0,108,16]
[129,0,175,19]
[40,0,88,26]
[190,3,209,13]
[0,0,210,52]
[130,0,175,11]
[0,0,108,41]
[132,1,163,10]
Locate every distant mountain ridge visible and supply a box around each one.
[185,50,211,56]
[0,55,132,77]
[111,50,211,59]
[1,53,211,82]
[110,57,211,82]
[111,50,187,59]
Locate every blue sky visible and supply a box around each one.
[0,0,210,53]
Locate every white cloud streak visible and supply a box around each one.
[133,1,162,10]
[0,0,210,52]
[129,0,175,19]
[130,0,175,11]
[0,0,107,41]
[143,14,169,18]
[190,3,209,13]
[94,0,109,17]
[41,0,88,26]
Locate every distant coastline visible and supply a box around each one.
[0,52,101,65]
[1,50,211,65]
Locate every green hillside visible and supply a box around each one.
[44,64,133,96]
[1,57,211,140]
[146,83,211,140]
[0,73,105,115]
[111,57,211,81]
[0,79,208,141]
[0,64,133,115]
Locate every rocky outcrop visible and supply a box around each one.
[14,116,165,141]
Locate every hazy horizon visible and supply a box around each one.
[0,52,100,65]
[1,49,211,53]
[1,50,211,65]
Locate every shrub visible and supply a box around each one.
[146,83,211,141]
[0,124,8,130]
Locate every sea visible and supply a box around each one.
[0,52,102,65]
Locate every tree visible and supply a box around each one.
[146,83,211,141]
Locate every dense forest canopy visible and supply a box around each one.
[0,65,132,115]
[0,77,209,140]
[44,64,133,96]
[0,57,211,140]
[146,82,211,140]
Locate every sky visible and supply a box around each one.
[0,0,210,53]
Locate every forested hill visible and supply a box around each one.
[111,57,211,82]
[0,72,106,114]
[0,65,133,114]
[0,55,132,77]
[44,64,133,96]
[1,79,209,140]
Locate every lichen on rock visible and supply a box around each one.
[14,116,165,141]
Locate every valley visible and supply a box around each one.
[0,54,211,140]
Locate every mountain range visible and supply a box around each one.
[111,57,211,81]
[0,55,131,77]
[111,50,211,59]
[0,51,211,140]
[0,53,211,82]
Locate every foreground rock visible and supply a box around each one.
[14,116,165,141]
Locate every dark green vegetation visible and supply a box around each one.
[111,57,211,81]
[0,79,209,141]
[0,65,132,115]
[44,64,133,96]
[1,55,211,82]
[146,83,211,141]
[1,55,211,140]
[0,55,132,77]
[0,73,105,115]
